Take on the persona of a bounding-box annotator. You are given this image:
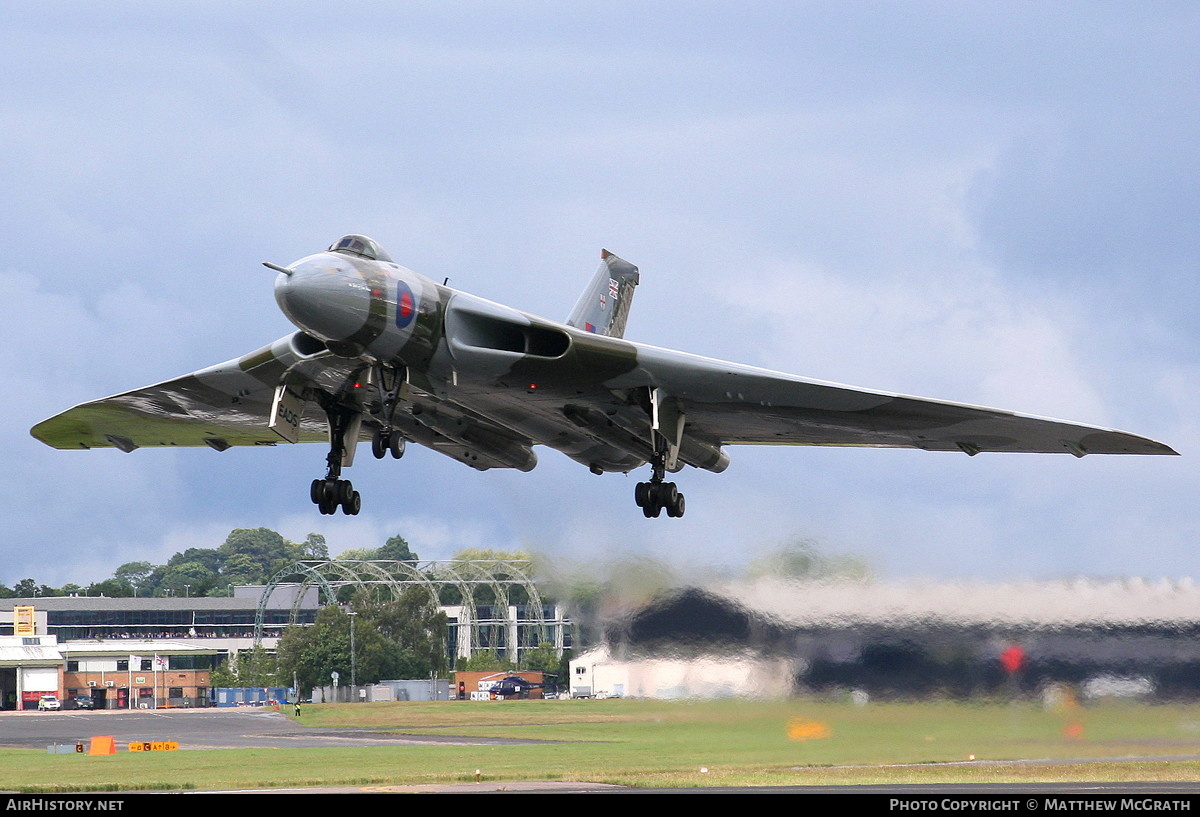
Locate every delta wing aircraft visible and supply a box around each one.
[31,235,1177,517]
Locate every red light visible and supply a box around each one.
[528,384,537,390]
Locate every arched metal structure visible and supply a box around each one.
[253,559,558,664]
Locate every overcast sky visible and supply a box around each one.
[3,2,1197,587]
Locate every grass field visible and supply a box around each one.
[7,697,1200,792]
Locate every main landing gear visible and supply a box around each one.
[634,439,686,518]
[311,403,361,516]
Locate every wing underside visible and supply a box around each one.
[30,327,1177,465]
[30,333,540,472]
[30,336,337,451]
[621,344,1177,457]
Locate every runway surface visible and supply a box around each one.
[0,706,549,750]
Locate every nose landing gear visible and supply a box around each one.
[369,364,408,461]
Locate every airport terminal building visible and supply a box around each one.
[0,586,574,709]
[0,592,308,710]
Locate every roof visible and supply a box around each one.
[59,640,219,657]
[1,595,310,613]
[0,643,63,667]
[716,576,1200,630]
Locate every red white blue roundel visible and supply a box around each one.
[395,280,417,329]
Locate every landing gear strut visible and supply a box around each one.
[312,402,361,516]
[634,437,686,518]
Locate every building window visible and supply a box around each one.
[116,660,128,671]
[66,661,79,672]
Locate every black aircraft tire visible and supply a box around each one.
[389,435,406,459]
[371,430,387,459]
[310,479,325,504]
[343,491,362,516]
[634,482,651,508]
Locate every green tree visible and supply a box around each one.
[160,561,218,597]
[167,548,223,574]
[520,642,561,674]
[459,651,516,672]
[745,538,871,581]
[221,553,266,588]
[213,647,281,688]
[276,606,407,694]
[356,588,447,677]
[302,533,329,560]
[86,578,135,598]
[219,528,303,583]
[12,578,52,598]
[336,547,377,561]
[377,534,418,563]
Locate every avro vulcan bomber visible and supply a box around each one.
[32,235,1177,517]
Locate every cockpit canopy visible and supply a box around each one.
[328,234,392,263]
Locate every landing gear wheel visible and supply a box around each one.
[318,482,339,515]
[342,490,361,516]
[635,481,684,518]
[310,479,325,504]
[371,428,388,459]
[389,434,406,459]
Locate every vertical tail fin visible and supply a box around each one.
[565,250,640,338]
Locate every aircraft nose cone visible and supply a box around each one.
[274,263,371,343]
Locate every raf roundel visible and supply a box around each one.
[395,279,417,329]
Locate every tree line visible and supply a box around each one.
[0,528,417,599]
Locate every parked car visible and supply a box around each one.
[36,695,61,711]
[71,696,95,710]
